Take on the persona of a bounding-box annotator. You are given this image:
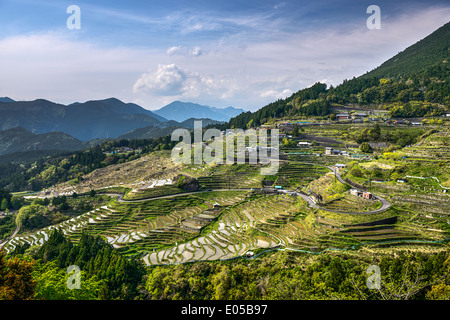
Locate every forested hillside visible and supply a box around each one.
[0,135,176,191]
[362,21,449,79]
[228,22,449,129]
[4,239,450,300]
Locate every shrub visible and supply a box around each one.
[360,142,373,153]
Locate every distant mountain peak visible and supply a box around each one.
[153,101,245,122]
[0,97,14,103]
[0,97,168,141]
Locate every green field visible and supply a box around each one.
[3,131,449,266]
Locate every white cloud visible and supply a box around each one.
[0,5,449,111]
[260,88,293,99]
[0,32,166,105]
[166,46,205,57]
[133,64,187,96]
[167,46,183,56]
[132,63,226,99]
[190,46,204,57]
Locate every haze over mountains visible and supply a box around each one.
[1,21,447,157]
[0,127,90,156]
[153,101,245,122]
[0,98,243,144]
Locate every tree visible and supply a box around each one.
[89,189,96,197]
[0,250,36,300]
[426,254,450,300]
[10,196,25,210]
[360,142,373,153]
[0,198,8,212]
[32,260,103,300]
[211,265,233,300]
[426,283,450,300]
[370,124,381,141]
[291,124,300,137]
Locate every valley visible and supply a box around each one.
[0,18,449,302]
[2,124,448,269]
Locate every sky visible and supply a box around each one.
[0,0,449,111]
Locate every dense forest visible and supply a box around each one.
[5,230,145,299]
[361,21,449,79]
[228,63,449,130]
[0,134,177,192]
[2,235,450,300]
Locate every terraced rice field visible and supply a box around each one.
[197,167,262,189]
[275,162,330,188]
[141,192,423,265]
[123,183,184,200]
[1,205,119,253]
[142,194,301,265]
[5,147,449,265]
[402,132,450,161]
[322,195,382,213]
[38,151,182,196]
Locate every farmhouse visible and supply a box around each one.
[350,188,362,197]
[352,112,367,119]
[298,141,311,148]
[336,113,350,120]
[362,191,374,200]
[334,163,346,170]
[325,147,343,155]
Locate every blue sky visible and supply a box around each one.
[0,0,449,111]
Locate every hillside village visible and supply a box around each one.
[0,17,449,303]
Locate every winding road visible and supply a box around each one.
[100,188,248,203]
[296,166,391,215]
[103,171,391,215]
[99,162,391,215]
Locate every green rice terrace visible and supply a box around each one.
[2,131,449,265]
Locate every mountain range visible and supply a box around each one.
[0,98,240,142]
[0,97,233,155]
[2,22,448,156]
[0,98,165,141]
[0,97,15,103]
[153,101,245,122]
[0,127,91,156]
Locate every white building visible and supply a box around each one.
[298,141,311,148]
